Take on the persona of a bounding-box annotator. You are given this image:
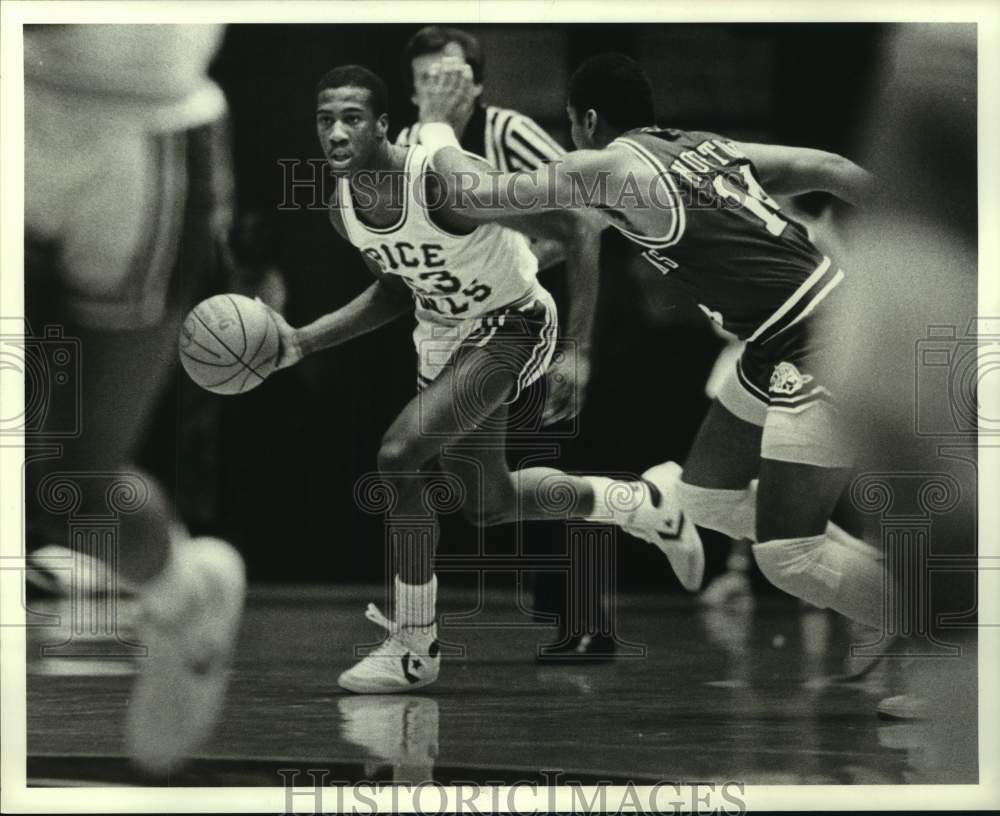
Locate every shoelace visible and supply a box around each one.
[365,603,398,635]
[363,603,436,658]
[363,603,417,658]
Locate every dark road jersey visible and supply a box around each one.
[608,127,844,343]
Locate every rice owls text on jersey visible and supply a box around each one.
[336,144,539,322]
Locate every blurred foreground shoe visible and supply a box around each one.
[27,544,139,598]
[126,536,246,775]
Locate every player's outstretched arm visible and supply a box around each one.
[266,259,412,370]
[734,141,874,207]
[427,141,616,221]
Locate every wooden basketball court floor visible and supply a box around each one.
[24,586,978,787]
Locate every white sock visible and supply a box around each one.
[396,575,437,629]
[582,476,644,523]
[826,538,886,628]
[753,534,885,628]
[826,522,883,561]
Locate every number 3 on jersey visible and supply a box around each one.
[712,164,787,237]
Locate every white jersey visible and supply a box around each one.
[337,145,539,323]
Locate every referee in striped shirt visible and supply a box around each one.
[399,26,615,661]
[397,26,602,425]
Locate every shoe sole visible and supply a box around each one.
[338,672,439,694]
[126,537,246,775]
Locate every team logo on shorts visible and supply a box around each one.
[769,361,813,395]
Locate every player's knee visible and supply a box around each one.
[677,480,757,541]
[752,535,838,608]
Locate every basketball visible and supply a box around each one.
[179,294,280,395]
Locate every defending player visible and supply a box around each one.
[268,65,703,693]
[414,53,888,634]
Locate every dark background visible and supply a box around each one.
[142,23,889,587]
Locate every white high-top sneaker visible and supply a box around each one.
[618,461,705,592]
[125,536,246,775]
[338,604,440,694]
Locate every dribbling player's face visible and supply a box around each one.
[316,87,387,174]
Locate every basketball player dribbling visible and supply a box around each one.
[266,65,704,693]
[415,53,890,639]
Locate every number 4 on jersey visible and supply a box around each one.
[712,164,788,237]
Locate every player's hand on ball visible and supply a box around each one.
[542,346,590,426]
[256,298,304,370]
[417,57,475,125]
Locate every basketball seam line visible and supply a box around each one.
[196,357,261,388]
[191,309,264,382]
[243,308,275,369]
[179,332,228,363]
[225,294,249,358]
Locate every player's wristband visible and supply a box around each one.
[419,122,461,157]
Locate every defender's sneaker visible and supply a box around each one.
[620,461,705,592]
[27,544,140,598]
[125,536,246,775]
[338,604,440,694]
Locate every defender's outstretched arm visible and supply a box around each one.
[734,142,874,207]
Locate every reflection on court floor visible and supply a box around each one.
[26,586,977,786]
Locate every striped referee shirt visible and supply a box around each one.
[396,104,565,171]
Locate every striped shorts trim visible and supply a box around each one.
[746,256,845,345]
[414,286,558,397]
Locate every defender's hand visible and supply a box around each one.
[542,347,590,426]
[417,57,475,125]
[257,298,303,370]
